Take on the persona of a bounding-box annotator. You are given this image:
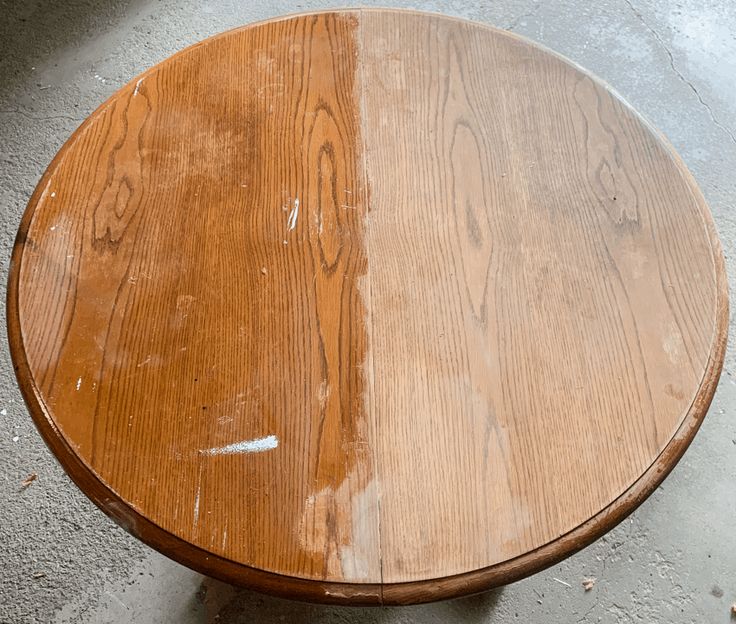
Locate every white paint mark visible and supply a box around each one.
[287,198,300,231]
[552,577,571,588]
[50,191,56,198]
[50,225,57,231]
[133,78,143,97]
[200,434,278,456]
[76,377,82,391]
[221,530,227,549]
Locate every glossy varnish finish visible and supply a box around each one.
[8,9,728,604]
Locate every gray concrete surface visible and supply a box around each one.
[1,0,735,622]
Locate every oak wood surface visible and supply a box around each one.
[7,8,728,605]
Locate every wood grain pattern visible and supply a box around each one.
[7,9,728,605]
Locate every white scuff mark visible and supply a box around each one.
[193,463,204,530]
[663,324,685,364]
[137,355,151,368]
[50,225,57,231]
[37,178,54,206]
[287,198,300,231]
[133,78,144,96]
[193,490,200,528]
[76,377,82,391]
[317,381,330,411]
[221,530,227,549]
[298,470,377,579]
[323,590,376,599]
[200,434,278,456]
[552,577,571,588]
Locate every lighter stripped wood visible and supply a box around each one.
[360,11,720,582]
[9,8,726,602]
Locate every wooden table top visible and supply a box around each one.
[8,9,728,605]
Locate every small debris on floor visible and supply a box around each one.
[552,577,571,588]
[731,603,736,617]
[32,572,46,579]
[21,473,38,489]
[1,408,7,415]
[712,585,724,598]
[260,267,267,275]
[582,578,596,591]
[12,436,19,442]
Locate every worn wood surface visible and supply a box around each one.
[8,9,728,604]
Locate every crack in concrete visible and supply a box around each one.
[622,0,736,146]
[0,108,84,123]
[576,602,597,623]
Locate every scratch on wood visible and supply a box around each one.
[287,198,300,231]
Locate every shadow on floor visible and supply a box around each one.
[196,577,504,624]
[0,0,150,103]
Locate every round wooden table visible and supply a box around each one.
[8,9,728,605]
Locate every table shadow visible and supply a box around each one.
[197,577,504,624]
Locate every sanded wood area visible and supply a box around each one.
[8,9,727,605]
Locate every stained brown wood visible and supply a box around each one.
[7,9,727,605]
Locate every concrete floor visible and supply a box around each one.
[1,0,735,622]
